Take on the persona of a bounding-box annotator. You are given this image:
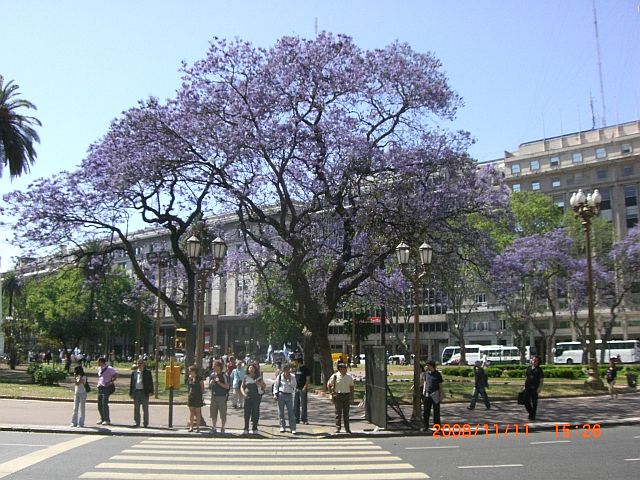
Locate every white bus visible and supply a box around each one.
[553,340,640,364]
[479,345,521,364]
[441,344,484,365]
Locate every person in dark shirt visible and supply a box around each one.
[294,356,312,424]
[468,361,491,410]
[420,360,444,432]
[523,355,544,420]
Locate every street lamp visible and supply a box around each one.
[396,240,433,421]
[496,329,504,345]
[187,235,227,369]
[570,188,603,389]
[147,250,171,399]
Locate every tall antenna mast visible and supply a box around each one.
[314,17,318,36]
[593,0,607,127]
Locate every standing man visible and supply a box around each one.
[129,358,154,427]
[96,357,117,425]
[294,356,311,425]
[273,364,297,434]
[420,360,443,432]
[523,355,544,421]
[327,362,354,434]
[468,361,491,410]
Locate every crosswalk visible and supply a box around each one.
[79,437,429,479]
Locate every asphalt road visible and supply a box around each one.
[1,425,638,479]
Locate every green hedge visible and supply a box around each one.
[28,362,68,385]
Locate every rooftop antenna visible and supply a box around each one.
[589,91,596,129]
[314,17,318,36]
[593,0,607,127]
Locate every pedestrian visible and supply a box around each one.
[129,358,154,427]
[327,362,354,434]
[273,363,297,434]
[231,361,247,409]
[208,360,230,433]
[294,356,311,425]
[240,363,266,434]
[606,358,618,399]
[70,365,88,427]
[96,357,117,425]
[468,361,491,410]
[522,355,544,421]
[187,364,205,432]
[420,360,443,432]
[226,355,236,376]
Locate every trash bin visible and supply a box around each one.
[626,372,638,388]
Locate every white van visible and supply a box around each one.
[441,345,483,365]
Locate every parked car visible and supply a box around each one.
[388,354,406,365]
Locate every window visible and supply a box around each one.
[512,183,521,193]
[572,152,583,163]
[626,211,638,229]
[623,165,634,177]
[511,163,520,174]
[551,178,561,188]
[550,156,560,168]
[600,187,611,210]
[530,159,540,171]
[531,181,541,191]
[596,147,607,159]
[621,143,633,155]
[625,185,637,207]
[597,169,608,180]
[553,194,565,213]
[475,293,487,305]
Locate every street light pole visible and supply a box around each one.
[570,188,604,389]
[186,235,227,370]
[396,241,433,422]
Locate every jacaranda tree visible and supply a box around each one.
[4,33,509,380]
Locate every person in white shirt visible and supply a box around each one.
[273,363,297,433]
[327,362,354,433]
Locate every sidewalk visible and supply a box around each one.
[1,387,639,438]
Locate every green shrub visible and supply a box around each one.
[33,365,67,385]
[545,368,581,379]
[504,368,527,378]
[484,367,503,378]
[27,362,43,380]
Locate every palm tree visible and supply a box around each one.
[0,75,41,179]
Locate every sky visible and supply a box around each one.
[1,0,639,270]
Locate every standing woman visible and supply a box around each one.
[240,364,266,434]
[231,361,247,409]
[420,360,444,432]
[71,365,88,427]
[187,364,205,432]
[605,358,618,399]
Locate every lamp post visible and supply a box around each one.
[570,188,603,389]
[147,250,171,399]
[186,235,227,369]
[396,240,433,421]
[496,329,504,345]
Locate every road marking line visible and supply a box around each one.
[131,444,382,451]
[458,464,523,469]
[624,458,640,462]
[0,443,49,447]
[530,440,572,445]
[111,455,403,463]
[96,462,414,471]
[123,449,386,456]
[141,438,372,444]
[406,446,460,450]
[0,436,104,478]
[80,473,429,479]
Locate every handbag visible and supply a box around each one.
[517,390,525,405]
[84,380,91,393]
[107,383,116,395]
[430,390,441,404]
